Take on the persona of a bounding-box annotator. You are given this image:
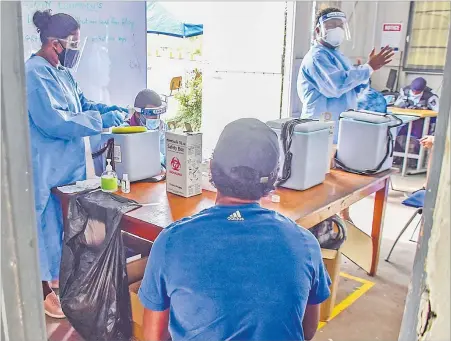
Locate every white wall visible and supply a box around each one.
[285,2,315,117]
[201,2,286,156]
[287,1,445,117]
[340,1,444,96]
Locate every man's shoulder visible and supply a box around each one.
[301,47,318,66]
[163,205,310,234]
[302,45,337,70]
[163,206,220,234]
[260,208,318,242]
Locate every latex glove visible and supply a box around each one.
[102,110,124,128]
[107,105,128,113]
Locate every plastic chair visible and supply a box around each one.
[161,76,183,104]
[385,189,425,262]
[169,76,182,96]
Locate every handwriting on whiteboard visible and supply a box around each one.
[129,60,141,70]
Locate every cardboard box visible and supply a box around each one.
[123,232,152,341]
[166,131,202,197]
[319,248,341,322]
[130,280,145,341]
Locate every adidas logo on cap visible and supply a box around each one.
[227,211,244,221]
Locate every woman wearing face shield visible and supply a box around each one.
[26,10,127,318]
[297,7,394,144]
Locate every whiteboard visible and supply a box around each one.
[21,1,147,107]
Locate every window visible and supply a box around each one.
[404,1,451,72]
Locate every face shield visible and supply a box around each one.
[131,89,168,130]
[56,35,87,71]
[132,105,167,131]
[317,12,351,47]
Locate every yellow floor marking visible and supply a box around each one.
[318,272,375,330]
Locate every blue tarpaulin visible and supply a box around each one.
[147,2,203,38]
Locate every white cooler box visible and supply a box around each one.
[336,110,403,174]
[266,118,334,191]
[99,130,161,182]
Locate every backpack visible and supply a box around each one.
[310,215,347,250]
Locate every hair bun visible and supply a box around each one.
[33,10,52,33]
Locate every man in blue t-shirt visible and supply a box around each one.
[139,118,331,341]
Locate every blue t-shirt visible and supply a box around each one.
[139,203,331,341]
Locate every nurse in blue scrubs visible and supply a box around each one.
[26,9,126,318]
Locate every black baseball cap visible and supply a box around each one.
[212,118,280,183]
[134,89,162,108]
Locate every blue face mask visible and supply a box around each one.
[137,114,161,131]
[145,118,161,131]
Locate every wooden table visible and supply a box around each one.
[388,107,438,177]
[388,107,438,118]
[55,169,394,276]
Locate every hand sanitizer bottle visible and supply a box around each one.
[101,159,118,192]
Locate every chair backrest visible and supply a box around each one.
[386,69,397,92]
[170,76,182,92]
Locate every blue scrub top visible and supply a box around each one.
[25,55,104,280]
[297,42,372,143]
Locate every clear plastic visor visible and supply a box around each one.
[51,35,87,71]
[317,14,351,40]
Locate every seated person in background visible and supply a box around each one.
[394,77,439,112]
[139,118,331,341]
[393,77,438,167]
[357,81,387,113]
[128,89,168,165]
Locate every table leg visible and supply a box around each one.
[370,178,389,276]
[417,117,430,171]
[402,122,413,177]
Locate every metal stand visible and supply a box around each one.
[409,218,422,243]
[385,208,423,262]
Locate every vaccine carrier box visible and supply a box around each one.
[266,118,334,191]
[166,132,202,197]
[99,130,161,182]
[336,110,402,174]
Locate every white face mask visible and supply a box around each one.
[323,27,345,47]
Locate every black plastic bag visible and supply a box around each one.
[310,215,347,250]
[60,190,140,341]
